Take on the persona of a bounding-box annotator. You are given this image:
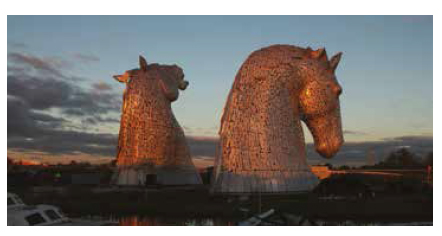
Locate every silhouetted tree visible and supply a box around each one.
[423,152,433,166]
[7,158,15,172]
[79,161,91,167]
[110,159,117,167]
[324,163,333,170]
[338,165,350,170]
[381,148,421,168]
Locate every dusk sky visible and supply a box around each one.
[7,16,433,166]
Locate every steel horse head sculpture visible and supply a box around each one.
[113,56,201,186]
[212,45,344,194]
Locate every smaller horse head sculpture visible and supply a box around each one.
[111,55,201,186]
[297,48,344,158]
[113,55,189,102]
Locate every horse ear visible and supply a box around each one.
[113,75,126,83]
[139,55,148,71]
[311,48,328,62]
[329,52,343,72]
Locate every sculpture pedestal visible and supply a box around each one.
[114,166,202,186]
[211,170,319,194]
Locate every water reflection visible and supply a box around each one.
[85,215,432,226]
[110,216,234,226]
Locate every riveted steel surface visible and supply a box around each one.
[113,56,201,185]
[212,45,344,194]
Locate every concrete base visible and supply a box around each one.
[114,166,202,186]
[211,170,319,194]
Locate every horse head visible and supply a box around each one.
[113,55,189,102]
[298,48,344,159]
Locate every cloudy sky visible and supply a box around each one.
[7,16,433,167]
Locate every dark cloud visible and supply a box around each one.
[81,116,119,126]
[94,116,119,123]
[59,89,121,115]
[7,79,121,132]
[72,53,100,63]
[63,108,86,116]
[92,82,113,91]
[7,68,121,117]
[7,51,124,157]
[7,98,40,137]
[7,66,31,74]
[343,130,369,136]
[8,52,68,78]
[8,98,65,137]
[7,96,118,156]
[29,111,65,123]
[8,130,118,156]
[8,74,73,110]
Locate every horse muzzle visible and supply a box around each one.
[315,137,344,159]
[179,80,189,90]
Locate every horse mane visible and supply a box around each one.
[235,45,309,86]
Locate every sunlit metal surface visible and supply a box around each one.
[113,56,201,185]
[212,45,344,194]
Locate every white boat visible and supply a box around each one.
[7,192,26,210]
[237,209,275,226]
[7,192,117,226]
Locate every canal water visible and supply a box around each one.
[84,215,432,226]
[88,215,235,226]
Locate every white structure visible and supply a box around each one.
[7,193,116,226]
[7,192,25,210]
